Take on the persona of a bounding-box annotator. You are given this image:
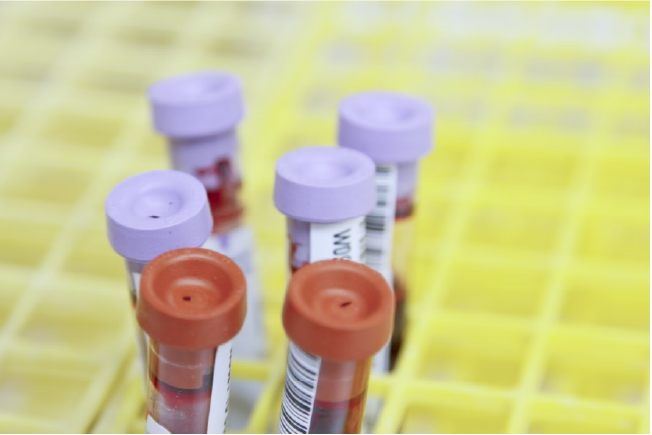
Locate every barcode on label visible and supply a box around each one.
[278,342,321,434]
[365,164,397,284]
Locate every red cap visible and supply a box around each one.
[137,248,246,350]
[283,259,394,361]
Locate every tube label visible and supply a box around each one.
[203,227,266,360]
[207,340,232,434]
[279,342,321,434]
[309,216,366,264]
[365,164,397,284]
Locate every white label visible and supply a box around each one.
[365,164,397,285]
[207,340,232,434]
[146,415,171,434]
[203,227,266,360]
[279,342,321,434]
[309,216,366,264]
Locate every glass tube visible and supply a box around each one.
[309,358,372,434]
[146,341,217,434]
[389,161,417,368]
[168,131,243,235]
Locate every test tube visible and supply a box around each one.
[277,259,394,434]
[148,71,265,364]
[137,248,246,434]
[273,146,376,278]
[105,170,213,382]
[338,91,434,370]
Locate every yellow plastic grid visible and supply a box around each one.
[0,2,648,434]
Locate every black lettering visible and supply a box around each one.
[333,228,351,245]
[334,246,351,256]
[333,228,352,259]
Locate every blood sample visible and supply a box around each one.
[339,91,434,370]
[105,170,213,384]
[137,248,246,434]
[148,71,266,364]
[278,259,394,434]
[273,146,376,278]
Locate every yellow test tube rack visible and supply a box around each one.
[0,2,647,433]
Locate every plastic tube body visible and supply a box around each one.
[279,342,372,434]
[359,161,416,375]
[311,358,371,434]
[388,162,418,367]
[168,131,243,235]
[146,340,232,434]
[125,259,149,382]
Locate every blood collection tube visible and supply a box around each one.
[105,170,213,383]
[277,259,394,434]
[338,91,434,370]
[148,71,265,366]
[273,146,376,278]
[137,248,246,434]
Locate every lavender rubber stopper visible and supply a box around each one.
[274,146,376,224]
[148,71,244,138]
[338,90,435,163]
[105,170,213,262]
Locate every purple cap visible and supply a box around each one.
[105,170,213,262]
[148,71,244,138]
[274,146,376,223]
[338,91,434,163]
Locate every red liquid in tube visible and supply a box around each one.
[389,191,415,368]
[147,344,216,434]
[309,359,372,434]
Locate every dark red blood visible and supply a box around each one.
[129,291,137,309]
[390,273,407,370]
[289,235,305,274]
[150,370,212,405]
[309,390,367,434]
[196,158,244,233]
[147,371,213,435]
[395,197,414,220]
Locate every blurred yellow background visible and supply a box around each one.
[0,1,648,434]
